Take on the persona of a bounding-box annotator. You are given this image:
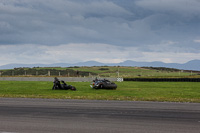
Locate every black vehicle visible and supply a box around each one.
[90,78,117,90]
[52,77,76,91]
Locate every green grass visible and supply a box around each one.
[0,81,199,103]
[2,66,199,78]
[67,66,196,77]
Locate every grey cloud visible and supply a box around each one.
[1,43,199,66]
[0,0,134,45]
[135,0,200,16]
[0,0,200,53]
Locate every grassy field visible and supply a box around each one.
[1,66,200,78]
[60,66,199,77]
[0,81,199,103]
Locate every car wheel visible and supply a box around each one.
[100,84,104,89]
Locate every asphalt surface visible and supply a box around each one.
[0,98,199,133]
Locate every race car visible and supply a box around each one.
[90,78,117,90]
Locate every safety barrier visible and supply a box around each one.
[124,78,200,82]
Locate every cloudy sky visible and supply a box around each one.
[0,0,200,66]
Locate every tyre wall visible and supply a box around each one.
[124,78,200,82]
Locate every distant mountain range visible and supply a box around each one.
[0,60,200,71]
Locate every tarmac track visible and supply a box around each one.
[0,98,199,133]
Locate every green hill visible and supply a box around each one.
[0,66,200,78]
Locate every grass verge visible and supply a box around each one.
[0,81,199,103]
